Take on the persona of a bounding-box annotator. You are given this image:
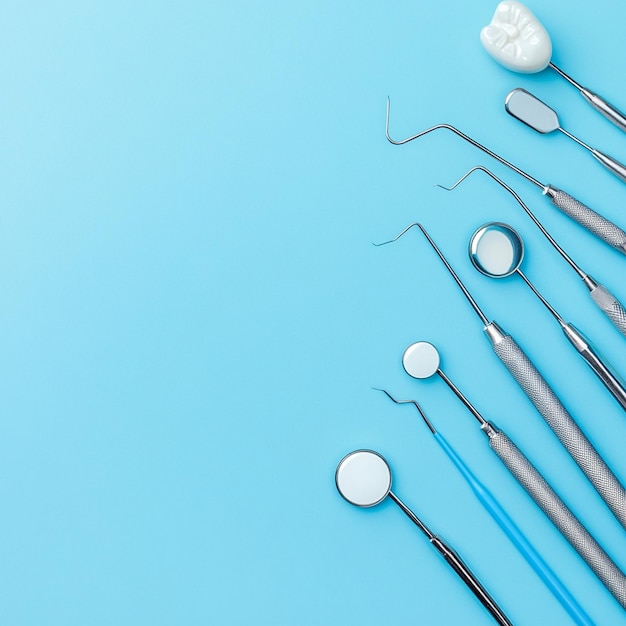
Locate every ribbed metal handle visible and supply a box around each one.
[486,326,626,529]
[487,427,626,608]
[544,186,626,255]
[590,283,626,337]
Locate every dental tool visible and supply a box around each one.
[375,222,626,528]
[378,389,595,626]
[385,98,626,256]
[469,222,626,411]
[505,88,626,183]
[401,340,626,608]
[439,166,626,338]
[335,449,515,625]
[481,0,626,133]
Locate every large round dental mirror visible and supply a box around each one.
[335,450,392,507]
[403,341,441,379]
[469,222,525,278]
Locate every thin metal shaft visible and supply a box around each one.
[558,127,594,153]
[416,224,490,326]
[438,166,586,280]
[548,63,584,91]
[386,97,544,190]
[375,388,437,434]
[436,369,487,426]
[374,222,490,326]
[516,270,565,324]
[387,491,434,539]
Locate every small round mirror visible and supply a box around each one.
[469,222,524,278]
[402,341,440,379]
[335,450,392,507]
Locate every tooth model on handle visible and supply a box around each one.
[480,1,626,132]
[480,1,551,73]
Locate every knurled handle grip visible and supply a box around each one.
[590,283,626,337]
[545,186,626,255]
[489,331,626,529]
[488,428,626,608]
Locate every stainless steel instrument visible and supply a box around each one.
[378,389,595,626]
[505,88,626,183]
[385,98,626,256]
[375,222,626,528]
[481,1,626,134]
[401,340,626,608]
[469,222,626,412]
[437,166,626,338]
[335,449,514,625]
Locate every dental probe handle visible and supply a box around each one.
[591,149,626,183]
[428,535,514,625]
[544,186,626,255]
[587,280,626,338]
[482,422,626,608]
[435,432,595,626]
[484,323,626,529]
[560,322,626,411]
[580,88,626,134]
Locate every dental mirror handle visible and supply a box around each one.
[485,323,626,529]
[435,432,595,626]
[591,149,626,183]
[589,282,626,337]
[544,186,626,255]
[429,535,514,626]
[483,424,626,608]
[389,491,513,626]
[581,88,626,134]
[560,322,626,411]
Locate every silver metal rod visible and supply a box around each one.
[385,98,544,189]
[517,270,564,324]
[436,369,487,426]
[548,62,584,91]
[416,224,490,325]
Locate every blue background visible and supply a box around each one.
[1,0,626,624]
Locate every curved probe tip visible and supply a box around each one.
[373,222,423,247]
[373,387,436,434]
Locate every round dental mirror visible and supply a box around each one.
[335,450,392,507]
[469,222,524,278]
[402,341,441,379]
[505,88,560,134]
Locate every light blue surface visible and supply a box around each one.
[1,1,626,624]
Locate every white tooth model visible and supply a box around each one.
[480,1,551,73]
[480,0,626,133]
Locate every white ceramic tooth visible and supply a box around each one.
[480,1,552,73]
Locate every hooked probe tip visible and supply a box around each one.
[374,387,436,435]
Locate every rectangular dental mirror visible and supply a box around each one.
[505,88,560,134]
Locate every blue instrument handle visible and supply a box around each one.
[434,432,594,626]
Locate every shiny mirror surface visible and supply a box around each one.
[402,341,441,379]
[335,450,392,507]
[469,222,525,278]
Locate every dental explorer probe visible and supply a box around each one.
[378,388,595,626]
[385,98,626,256]
[375,223,626,528]
[402,341,626,609]
[438,166,626,338]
